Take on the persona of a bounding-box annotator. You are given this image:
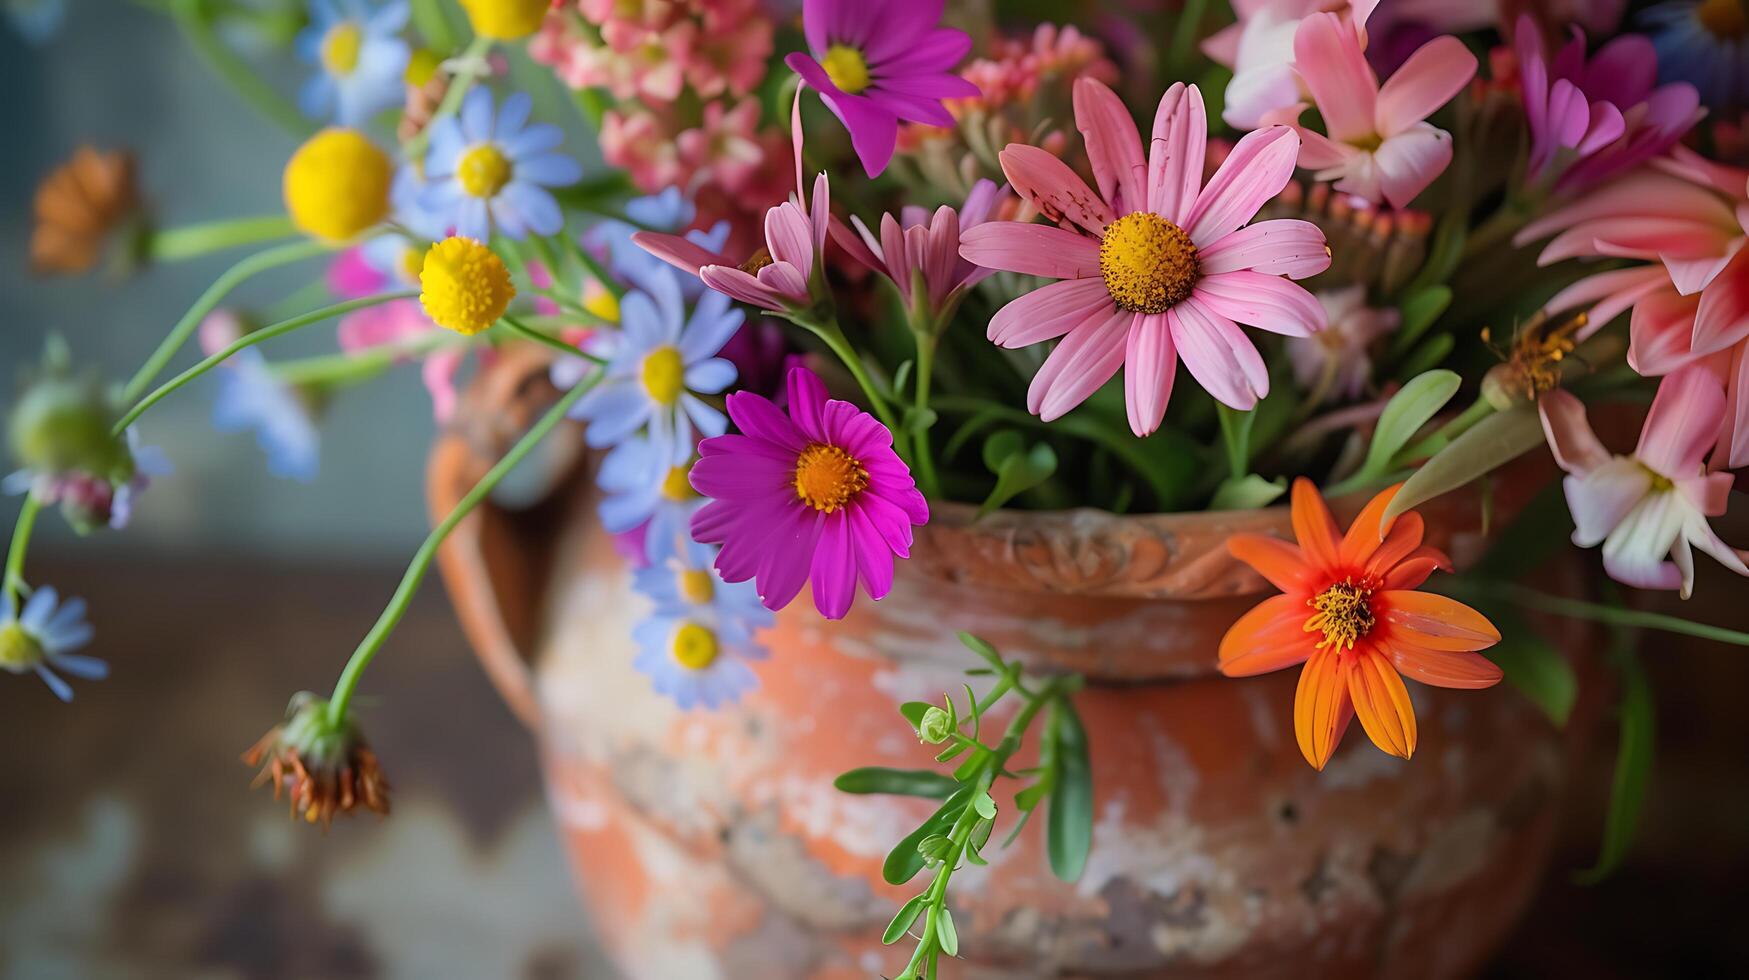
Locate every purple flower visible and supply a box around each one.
[784,0,979,177]
[829,179,1010,328]
[689,365,929,620]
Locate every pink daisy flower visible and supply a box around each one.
[958,79,1331,436]
[784,0,980,178]
[635,172,831,314]
[689,365,929,620]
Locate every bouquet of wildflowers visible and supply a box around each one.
[10,0,1749,974]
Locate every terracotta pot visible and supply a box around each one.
[431,349,1600,979]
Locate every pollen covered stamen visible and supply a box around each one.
[1098,212,1201,314]
[739,246,774,275]
[1305,580,1375,651]
[794,443,868,513]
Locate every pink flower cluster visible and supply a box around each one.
[954,24,1117,116]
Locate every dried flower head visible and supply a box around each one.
[243,693,390,828]
[30,146,140,276]
[1480,310,1589,407]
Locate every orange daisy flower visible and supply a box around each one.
[1220,479,1503,770]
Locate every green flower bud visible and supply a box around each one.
[6,341,125,479]
[917,705,953,745]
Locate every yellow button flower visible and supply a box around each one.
[419,236,515,335]
[282,129,392,242]
[458,0,551,40]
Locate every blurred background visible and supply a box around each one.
[2,2,1747,979]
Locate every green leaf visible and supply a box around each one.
[900,701,934,731]
[936,907,960,957]
[891,359,914,398]
[1216,404,1257,478]
[1576,645,1654,884]
[978,430,1059,517]
[1483,608,1578,726]
[904,406,939,435]
[1388,285,1453,357]
[973,791,997,819]
[965,817,993,866]
[1395,333,1456,380]
[1209,474,1287,511]
[958,632,1003,670]
[1386,404,1545,520]
[1365,370,1461,475]
[882,894,928,944]
[917,833,953,867]
[834,767,962,799]
[884,788,970,885]
[1046,700,1094,881]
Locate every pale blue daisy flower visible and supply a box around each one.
[212,349,321,482]
[296,0,411,126]
[633,536,772,642]
[570,263,742,464]
[423,88,583,241]
[594,434,704,547]
[588,190,732,295]
[631,614,764,710]
[0,586,104,702]
[1642,1,1749,110]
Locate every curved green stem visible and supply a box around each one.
[790,315,903,440]
[114,291,417,435]
[4,495,43,604]
[1478,584,1749,647]
[326,369,601,726]
[144,214,298,262]
[123,239,337,402]
[499,315,606,363]
[171,0,314,138]
[271,334,467,387]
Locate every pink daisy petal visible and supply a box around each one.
[1193,271,1327,337]
[1074,77,1146,213]
[998,143,1115,236]
[1186,125,1300,245]
[1148,82,1208,225]
[1169,298,1269,410]
[988,277,1115,348]
[1198,219,1331,278]
[958,222,1102,279]
[1123,313,1177,436]
[1027,307,1134,421]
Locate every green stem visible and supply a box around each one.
[499,315,604,362]
[326,369,600,726]
[271,333,468,387]
[4,495,43,604]
[114,291,417,435]
[171,0,314,138]
[123,239,337,402]
[404,36,494,160]
[558,232,625,299]
[912,334,942,498]
[144,214,299,262]
[1482,585,1749,647]
[791,315,903,439]
[1401,397,1496,462]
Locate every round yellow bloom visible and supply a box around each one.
[420,236,515,335]
[458,0,551,40]
[282,129,392,242]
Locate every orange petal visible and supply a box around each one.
[1365,511,1425,579]
[1291,478,1342,574]
[1381,547,1453,589]
[1294,646,1353,770]
[1228,533,1314,594]
[1346,647,1418,759]
[1380,590,1502,651]
[1338,483,1403,567]
[1389,643,1504,689]
[1220,593,1313,676]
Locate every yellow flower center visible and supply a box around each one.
[1099,212,1201,314]
[583,284,621,323]
[793,443,868,513]
[660,464,696,501]
[822,44,872,94]
[0,623,44,672]
[458,0,551,41]
[419,236,516,336]
[670,622,720,670]
[678,569,716,604]
[1305,580,1374,652]
[1698,0,1747,38]
[457,144,513,199]
[321,22,364,76]
[640,347,686,405]
[282,128,393,242]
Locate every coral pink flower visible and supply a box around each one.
[689,0,773,98]
[958,79,1330,435]
[689,365,929,619]
[1203,0,1378,130]
[1277,12,1476,208]
[784,0,979,177]
[1514,15,1701,193]
[600,108,684,191]
[635,173,832,314]
[1539,367,1747,597]
[676,98,766,193]
[830,179,1009,327]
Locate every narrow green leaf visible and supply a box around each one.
[958,632,1003,669]
[1216,404,1257,478]
[884,788,970,885]
[1046,700,1094,881]
[936,907,960,957]
[1365,370,1461,474]
[916,833,953,866]
[834,767,961,799]
[882,894,928,944]
[978,432,1059,517]
[1209,474,1287,511]
[965,817,994,866]
[973,791,997,819]
[891,359,914,398]
[1482,608,1578,726]
[1576,646,1654,884]
[1386,404,1545,519]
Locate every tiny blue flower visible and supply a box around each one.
[633,535,772,643]
[0,585,105,702]
[631,614,764,710]
[571,263,742,464]
[594,434,703,545]
[1642,1,1749,110]
[423,88,583,241]
[212,349,322,482]
[4,0,66,44]
[296,0,411,127]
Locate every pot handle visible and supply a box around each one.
[426,345,593,728]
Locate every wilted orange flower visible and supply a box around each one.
[244,694,391,828]
[1221,480,1503,770]
[30,146,140,276]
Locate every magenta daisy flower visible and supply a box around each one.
[959,79,1331,436]
[784,0,979,178]
[689,365,929,620]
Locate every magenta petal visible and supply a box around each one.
[787,365,831,441]
[848,506,896,600]
[690,453,794,499]
[809,510,859,619]
[958,222,1101,279]
[725,390,808,450]
[756,507,824,611]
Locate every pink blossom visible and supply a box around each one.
[1286,285,1400,402]
[689,0,773,98]
[676,99,766,193]
[1539,367,1746,598]
[600,107,684,191]
[958,79,1331,435]
[830,179,1010,327]
[1276,12,1476,208]
[1203,0,1378,130]
[635,172,832,313]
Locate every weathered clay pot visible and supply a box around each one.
[431,349,1598,979]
